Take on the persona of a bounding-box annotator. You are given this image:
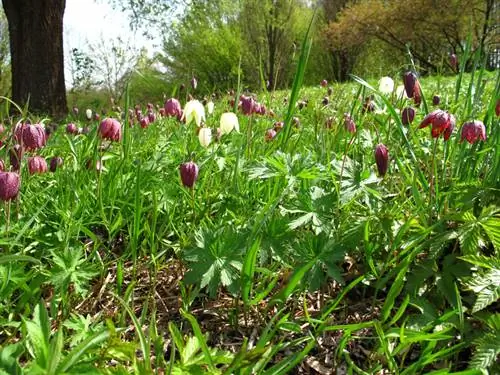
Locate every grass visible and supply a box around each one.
[0,68,499,374]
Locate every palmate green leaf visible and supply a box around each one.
[469,332,500,370]
[463,267,500,312]
[183,226,246,297]
[480,216,500,251]
[460,254,500,269]
[472,285,500,313]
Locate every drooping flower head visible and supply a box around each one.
[9,145,22,172]
[450,53,458,70]
[432,95,440,105]
[139,116,150,129]
[220,112,240,135]
[182,100,206,126]
[179,160,199,188]
[320,79,328,88]
[98,118,122,142]
[27,156,48,175]
[49,156,64,172]
[147,110,156,123]
[378,76,394,94]
[344,113,356,133]
[66,123,78,135]
[240,95,255,116]
[191,77,198,90]
[401,107,415,125]
[496,99,500,117]
[0,172,20,201]
[198,127,212,147]
[403,71,422,106]
[460,120,486,144]
[164,98,182,118]
[14,123,47,151]
[265,128,277,142]
[207,101,215,115]
[374,144,389,177]
[419,109,456,141]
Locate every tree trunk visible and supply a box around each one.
[2,0,67,117]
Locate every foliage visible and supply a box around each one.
[161,0,242,92]
[324,0,497,74]
[0,44,498,374]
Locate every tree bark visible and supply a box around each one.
[2,0,67,117]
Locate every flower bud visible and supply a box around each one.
[28,156,48,175]
[327,87,333,96]
[207,101,215,115]
[49,156,64,172]
[86,159,103,172]
[9,145,22,172]
[0,172,20,201]
[179,160,199,188]
[403,71,418,98]
[401,107,415,125]
[85,109,93,120]
[450,53,458,70]
[374,144,389,177]
[460,120,486,144]
[325,117,334,129]
[432,95,440,105]
[191,77,198,90]
[273,121,284,132]
[362,97,375,113]
[98,118,122,142]
[73,106,79,116]
[322,97,329,106]
[320,79,328,88]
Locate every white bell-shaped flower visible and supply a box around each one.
[378,76,394,95]
[182,100,206,126]
[198,127,212,148]
[207,101,215,115]
[219,112,240,135]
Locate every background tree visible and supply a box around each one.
[161,0,242,92]
[240,0,306,90]
[2,0,67,117]
[68,48,96,93]
[89,36,139,101]
[0,8,10,96]
[324,0,497,75]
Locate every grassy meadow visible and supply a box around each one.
[0,67,499,374]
